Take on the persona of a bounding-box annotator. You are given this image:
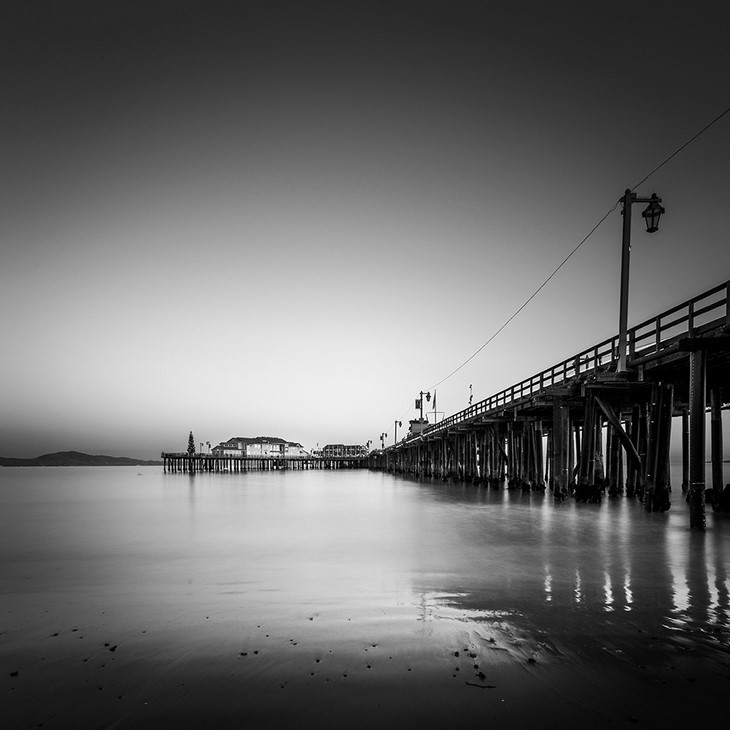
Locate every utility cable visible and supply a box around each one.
[630,105,730,191]
[427,200,620,391]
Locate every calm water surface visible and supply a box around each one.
[2,466,729,728]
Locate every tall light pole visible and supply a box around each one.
[416,391,431,421]
[380,432,388,450]
[394,420,402,445]
[618,190,665,372]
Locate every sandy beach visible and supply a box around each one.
[4,582,729,728]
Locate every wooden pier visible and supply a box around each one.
[372,280,730,530]
[161,453,368,473]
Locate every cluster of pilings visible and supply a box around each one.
[161,454,368,473]
[549,380,674,509]
[373,373,727,530]
[374,421,546,491]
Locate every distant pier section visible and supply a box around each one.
[161,454,368,473]
[162,442,369,473]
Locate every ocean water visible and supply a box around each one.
[2,466,729,728]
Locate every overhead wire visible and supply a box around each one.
[388,104,730,432]
[630,105,730,191]
[427,200,620,391]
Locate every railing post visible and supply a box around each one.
[629,327,635,362]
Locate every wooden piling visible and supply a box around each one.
[710,388,724,505]
[688,349,707,530]
[644,383,672,512]
[552,401,570,500]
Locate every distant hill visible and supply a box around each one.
[0,451,162,467]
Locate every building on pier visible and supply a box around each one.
[212,436,308,459]
[408,418,430,436]
[321,444,369,458]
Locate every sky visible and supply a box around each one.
[2,1,729,459]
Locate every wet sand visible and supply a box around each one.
[4,591,729,729]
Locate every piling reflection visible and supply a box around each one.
[410,487,730,662]
[666,529,730,648]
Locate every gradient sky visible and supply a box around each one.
[2,1,729,459]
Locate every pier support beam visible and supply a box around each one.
[644,383,673,512]
[687,349,707,530]
[710,388,724,506]
[681,409,689,493]
[576,396,599,502]
[552,401,570,500]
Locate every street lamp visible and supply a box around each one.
[380,432,388,449]
[415,391,431,420]
[618,189,665,372]
[394,420,402,444]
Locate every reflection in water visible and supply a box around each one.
[574,568,582,605]
[602,571,612,612]
[406,481,729,662]
[668,530,730,649]
[712,527,730,624]
[2,468,729,687]
[624,573,633,610]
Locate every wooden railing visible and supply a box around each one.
[402,279,729,444]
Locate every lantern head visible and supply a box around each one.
[641,193,665,233]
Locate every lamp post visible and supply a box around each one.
[617,189,665,372]
[380,432,388,450]
[415,391,431,421]
[394,420,402,445]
